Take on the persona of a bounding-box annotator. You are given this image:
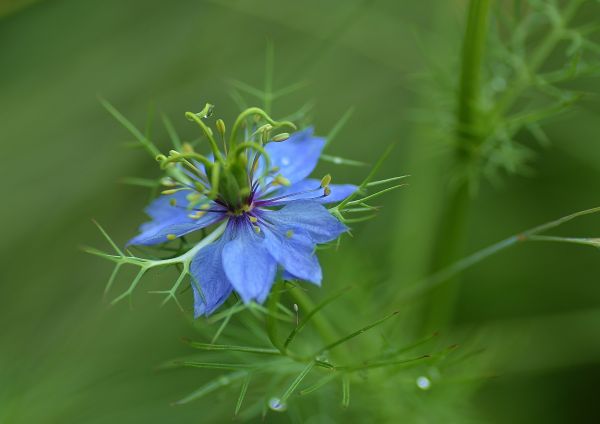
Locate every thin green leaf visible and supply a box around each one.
[162,113,182,150]
[120,177,159,188]
[172,371,248,405]
[335,143,397,211]
[99,97,160,157]
[178,361,254,371]
[324,107,354,148]
[366,175,410,187]
[280,361,315,402]
[91,220,124,256]
[183,341,281,355]
[235,374,251,415]
[345,354,432,371]
[208,303,248,324]
[273,80,310,99]
[210,301,240,344]
[320,153,368,167]
[228,79,264,100]
[346,184,407,206]
[315,311,399,355]
[341,374,350,408]
[284,286,353,349]
[298,373,336,396]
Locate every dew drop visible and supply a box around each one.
[268,397,287,412]
[416,376,431,390]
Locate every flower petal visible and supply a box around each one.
[190,226,233,317]
[127,193,225,246]
[259,200,348,244]
[222,218,278,304]
[261,179,357,204]
[262,225,322,285]
[264,127,325,184]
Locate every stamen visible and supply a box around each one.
[253,225,261,234]
[273,175,291,187]
[166,234,177,241]
[320,174,332,188]
[249,216,258,223]
[160,177,177,187]
[182,142,194,153]
[188,211,207,220]
[271,132,289,142]
[324,186,331,197]
[162,188,190,195]
[286,230,294,239]
[216,119,226,136]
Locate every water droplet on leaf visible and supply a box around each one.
[268,397,287,412]
[416,376,431,390]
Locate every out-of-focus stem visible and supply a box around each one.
[421,0,491,333]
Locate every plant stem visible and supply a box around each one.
[398,206,600,304]
[421,0,491,332]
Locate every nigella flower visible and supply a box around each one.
[128,115,356,317]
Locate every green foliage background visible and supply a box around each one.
[1,0,599,422]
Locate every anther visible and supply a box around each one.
[249,216,258,223]
[274,175,291,187]
[323,186,331,197]
[286,230,294,239]
[216,119,226,136]
[188,211,206,220]
[193,182,206,192]
[182,142,194,153]
[166,234,177,241]
[260,124,273,143]
[186,192,202,202]
[253,225,261,234]
[320,174,332,188]
[160,177,176,187]
[272,133,289,142]
[162,188,186,195]
[169,198,177,207]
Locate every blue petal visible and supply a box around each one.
[264,127,325,184]
[262,224,322,285]
[127,193,225,246]
[259,200,348,244]
[190,224,233,317]
[222,219,278,304]
[262,179,357,204]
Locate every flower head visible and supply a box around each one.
[128,106,356,316]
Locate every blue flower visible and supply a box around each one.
[128,128,356,316]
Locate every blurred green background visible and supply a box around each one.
[1,0,600,422]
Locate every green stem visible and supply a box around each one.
[421,0,491,332]
[396,206,600,304]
